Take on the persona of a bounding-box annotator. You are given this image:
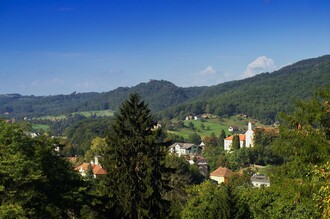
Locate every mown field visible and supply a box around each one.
[170,115,264,139]
[31,110,114,132]
[32,124,50,132]
[36,109,114,120]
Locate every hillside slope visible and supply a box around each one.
[0,80,207,118]
[86,80,207,112]
[160,55,330,124]
[1,55,330,122]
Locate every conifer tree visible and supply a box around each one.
[232,134,240,151]
[218,129,226,148]
[102,93,169,218]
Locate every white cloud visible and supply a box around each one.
[242,56,275,78]
[199,66,216,76]
[181,66,226,87]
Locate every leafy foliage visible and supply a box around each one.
[0,120,86,218]
[182,181,231,219]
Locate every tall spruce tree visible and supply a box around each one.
[218,129,226,148]
[232,134,240,151]
[102,93,169,218]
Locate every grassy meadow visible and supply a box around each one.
[170,115,264,139]
[36,109,114,120]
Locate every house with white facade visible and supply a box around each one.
[169,142,201,157]
[224,122,255,151]
[251,175,270,187]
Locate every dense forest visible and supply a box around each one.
[1,55,330,125]
[0,80,206,118]
[160,55,330,124]
[1,90,330,218]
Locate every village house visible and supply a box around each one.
[209,167,233,184]
[196,156,209,176]
[185,115,198,120]
[224,122,255,151]
[169,142,202,157]
[74,156,106,178]
[251,174,270,187]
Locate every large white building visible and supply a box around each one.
[224,122,255,151]
[169,142,201,157]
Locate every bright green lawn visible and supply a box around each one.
[32,124,50,131]
[170,115,263,139]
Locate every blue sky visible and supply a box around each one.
[1,0,330,95]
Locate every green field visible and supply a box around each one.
[73,110,114,117]
[32,124,50,131]
[170,115,264,139]
[36,109,114,120]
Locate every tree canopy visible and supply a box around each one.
[0,120,86,218]
[100,93,170,218]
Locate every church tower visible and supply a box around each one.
[245,122,254,147]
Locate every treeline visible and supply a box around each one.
[160,55,330,124]
[0,92,101,118]
[0,80,206,119]
[2,55,330,124]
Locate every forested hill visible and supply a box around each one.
[0,80,207,118]
[160,55,330,124]
[1,55,330,121]
[85,80,207,113]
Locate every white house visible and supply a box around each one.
[169,142,201,157]
[224,134,246,150]
[251,175,270,187]
[224,122,255,151]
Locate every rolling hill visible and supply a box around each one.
[1,55,330,124]
[160,55,330,123]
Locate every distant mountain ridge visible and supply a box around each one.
[1,55,330,123]
[0,80,207,118]
[160,55,330,123]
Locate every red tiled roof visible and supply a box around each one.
[92,165,107,175]
[224,134,246,141]
[74,163,107,175]
[74,163,89,171]
[210,167,233,177]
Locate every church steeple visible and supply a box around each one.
[245,121,254,148]
[248,121,252,131]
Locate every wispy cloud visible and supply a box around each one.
[181,66,227,87]
[199,66,216,76]
[241,56,275,79]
